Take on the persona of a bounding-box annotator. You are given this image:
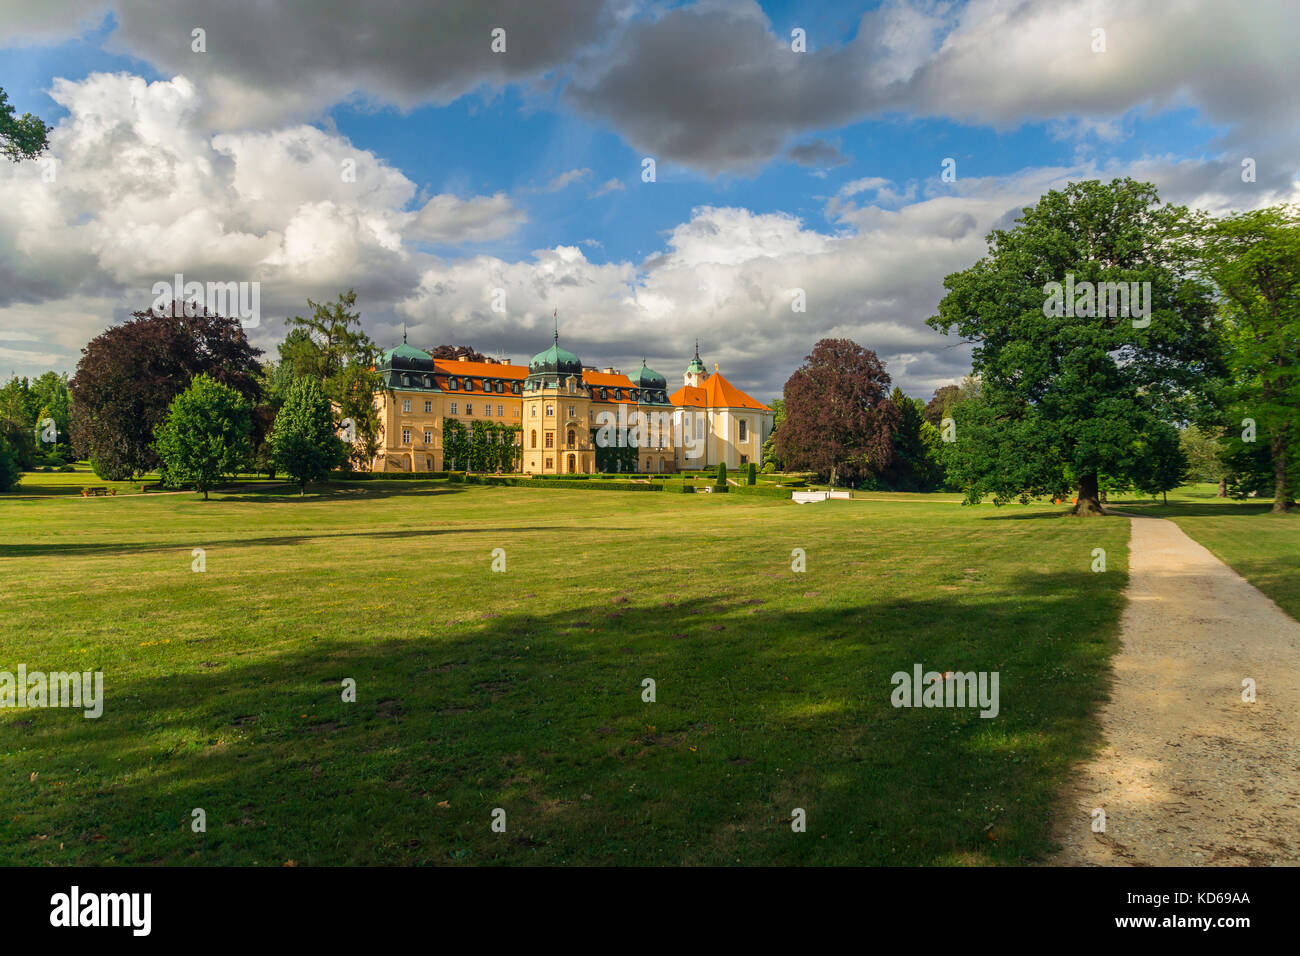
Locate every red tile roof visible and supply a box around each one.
[433,359,527,379]
[669,373,769,411]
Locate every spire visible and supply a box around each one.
[694,338,700,360]
[553,309,559,347]
[402,322,408,345]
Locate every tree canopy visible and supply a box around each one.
[154,375,253,499]
[1200,205,1300,511]
[773,338,900,487]
[927,178,1219,513]
[0,86,49,162]
[71,304,262,480]
[271,377,346,494]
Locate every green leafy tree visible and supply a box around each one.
[760,397,785,470]
[1179,424,1226,484]
[0,376,35,469]
[1129,422,1189,503]
[881,387,945,491]
[927,178,1219,514]
[0,436,20,491]
[1201,205,1300,512]
[0,87,50,162]
[281,290,381,469]
[271,378,345,494]
[154,375,253,500]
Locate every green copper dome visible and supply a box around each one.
[382,342,432,363]
[380,327,431,365]
[629,358,667,390]
[528,316,583,381]
[529,341,583,374]
[686,340,706,375]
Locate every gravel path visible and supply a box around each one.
[1051,514,1300,866]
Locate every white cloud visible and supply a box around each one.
[0,71,527,374]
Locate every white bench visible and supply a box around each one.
[827,490,851,499]
[791,491,828,504]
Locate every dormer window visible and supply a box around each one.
[449,378,458,390]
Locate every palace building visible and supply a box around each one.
[369,326,773,474]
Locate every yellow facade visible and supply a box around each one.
[367,336,771,475]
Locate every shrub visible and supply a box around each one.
[746,462,757,485]
[761,461,776,474]
[716,462,727,487]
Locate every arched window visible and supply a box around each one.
[530,430,537,449]
[567,429,576,447]
[531,406,538,416]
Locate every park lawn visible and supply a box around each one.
[0,483,1128,866]
[1113,486,1300,621]
[7,462,286,498]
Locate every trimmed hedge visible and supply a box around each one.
[463,475,662,491]
[331,470,454,480]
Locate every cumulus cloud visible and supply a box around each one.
[567,0,1300,178]
[0,72,525,371]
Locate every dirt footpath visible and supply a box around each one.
[1052,514,1300,865]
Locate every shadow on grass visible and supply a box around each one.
[3,569,1125,867]
[0,524,595,559]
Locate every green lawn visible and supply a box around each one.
[1,482,1131,865]
[8,462,286,498]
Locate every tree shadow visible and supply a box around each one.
[0,525,593,559]
[3,570,1125,867]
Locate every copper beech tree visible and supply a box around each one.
[774,338,900,487]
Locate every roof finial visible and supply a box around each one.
[402,322,407,345]
[694,338,700,359]
[553,309,559,346]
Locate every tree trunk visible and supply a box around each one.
[1217,478,1227,498]
[1072,473,1105,516]
[1271,432,1290,513]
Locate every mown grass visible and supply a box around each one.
[7,462,285,498]
[1,482,1130,865]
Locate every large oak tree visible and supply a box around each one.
[927,178,1219,514]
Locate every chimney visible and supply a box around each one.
[603,367,614,374]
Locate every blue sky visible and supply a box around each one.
[0,1,1295,398]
